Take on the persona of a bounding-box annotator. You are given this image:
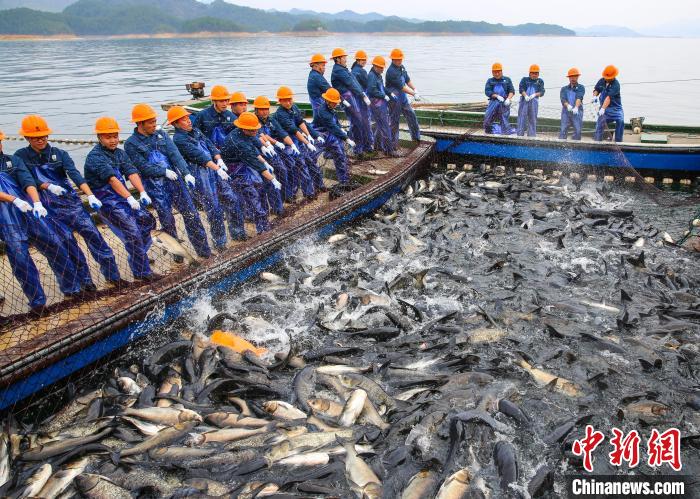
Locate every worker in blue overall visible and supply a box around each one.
[192,85,236,149]
[593,65,625,142]
[517,64,545,137]
[124,103,211,258]
[220,112,283,234]
[484,63,515,135]
[365,55,394,155]
[16,115,120,292]
[273,86,321,200]
[253,96,287,215]
[351,50,375,157]
[313,88,355,185]
[386,48,421,148]
[559,68,586,140]
[331,48,373,158]
[83,117,157,282]
[170,106,237,252]
[0,130,81,314]
[308,53,330,116]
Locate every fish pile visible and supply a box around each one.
[2,168,699,498]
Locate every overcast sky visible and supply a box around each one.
[227,0,693,31]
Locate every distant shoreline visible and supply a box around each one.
[0,31,577,42]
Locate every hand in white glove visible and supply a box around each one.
[390,92,398,100]
[32,202,47,218]
[216,158,228,171]
[217,168,230,181]
[495,95,505,103]
[572,107,579,115]
[363,94,371,106]
[274,141,286,150]
[566,104,573,112]
[184,174,196,188]
[87,195,102,210]
[165,169,179,181]
[413,92,422,101]
[126,195,141,210]
[592,95,600,105]
[12,197,32,213]
[316,136,325,145]
[139,191,151,206]
[504,98,511,107]
[263,162,274,174]
[346,138,356,148]
[267,144,278,156]
[598,108,606,117]
[46,183,67,196]
[384,95,391,102]
[342,99,351,108]
[271,178,282,190]
[290,144,301,156]
[262,145,274,158]
[306,134,315,145]
[306,142,317,153]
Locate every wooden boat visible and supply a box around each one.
[0,134,434,410]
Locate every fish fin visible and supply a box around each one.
[545,378,559,391]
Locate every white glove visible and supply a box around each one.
[413,92,422,101]
[306,142,317,153]
[566,104,573,112]
[316,136,325,145]
[598,108,606,117]
[290,144,301,156]
[271,178,282,190]
[46,183,67,196]
[495,95,505,103]
[12,198,32,213]
[384,95,391,102]
[184,174,196,188]
[87,195,102,210]
[139,191,151,206]
[390,93,397,100]
[32,202,47,218]
[216,158,228,171]
[262,145,274,158]
[126,195,141,210]
[306,134,315,145]
[504,98,511,106]
[342,99,351,108]
[267,144,278,156]
[274,141,286,150]
[346,139,356,148]
[592,95,600,104]
[263,161,274,173]
[217,168,230,181]
[165,169,178,181]
[363,95,371,106]
[572,107,579,115]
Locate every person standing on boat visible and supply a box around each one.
[220,112,283,234]
[0,130,81,314]
[83,117,157,282]
[484,63,515,135]
[351,50,375,157]
[273,86,321,200]
[253,96,288,215]
[312,88,355,185]
[308,53,330,116]
[125,103,212,258]
[559,68,586,140]
[366,55,394,155]
[192,85,236,149]
[517,64,545,137]
[386,48,421,148]
[331,48,373,158]
[593,65,624,142]
[15,115,121,292]
[169,106,237,252]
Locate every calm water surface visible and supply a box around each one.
[1,34,699,161]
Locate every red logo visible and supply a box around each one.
[572,425,606,472]
[609,428,641,468]
[647,428,682,471]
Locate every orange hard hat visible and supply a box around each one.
[0,130,5,141]
[210,85,232,101]
[529,64,540,73]
[355,50,367,60]
[20,115,52,137]
[94,116,120,134]
[310,53,327,65]
[322,88,341,104]
[234,112,261,131]
[331,47,347,59]
[492,62,503,72]
[372,55,386,68]
[253,96,271,109]
[229,92,247,104]
[276,86,294,100]
[131,103,157,123]
[602,65,619,79]
[167,106,190,125]
[567,67,581,77]
[390,48,404,60]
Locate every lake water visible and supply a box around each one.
[1,34,699,162]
